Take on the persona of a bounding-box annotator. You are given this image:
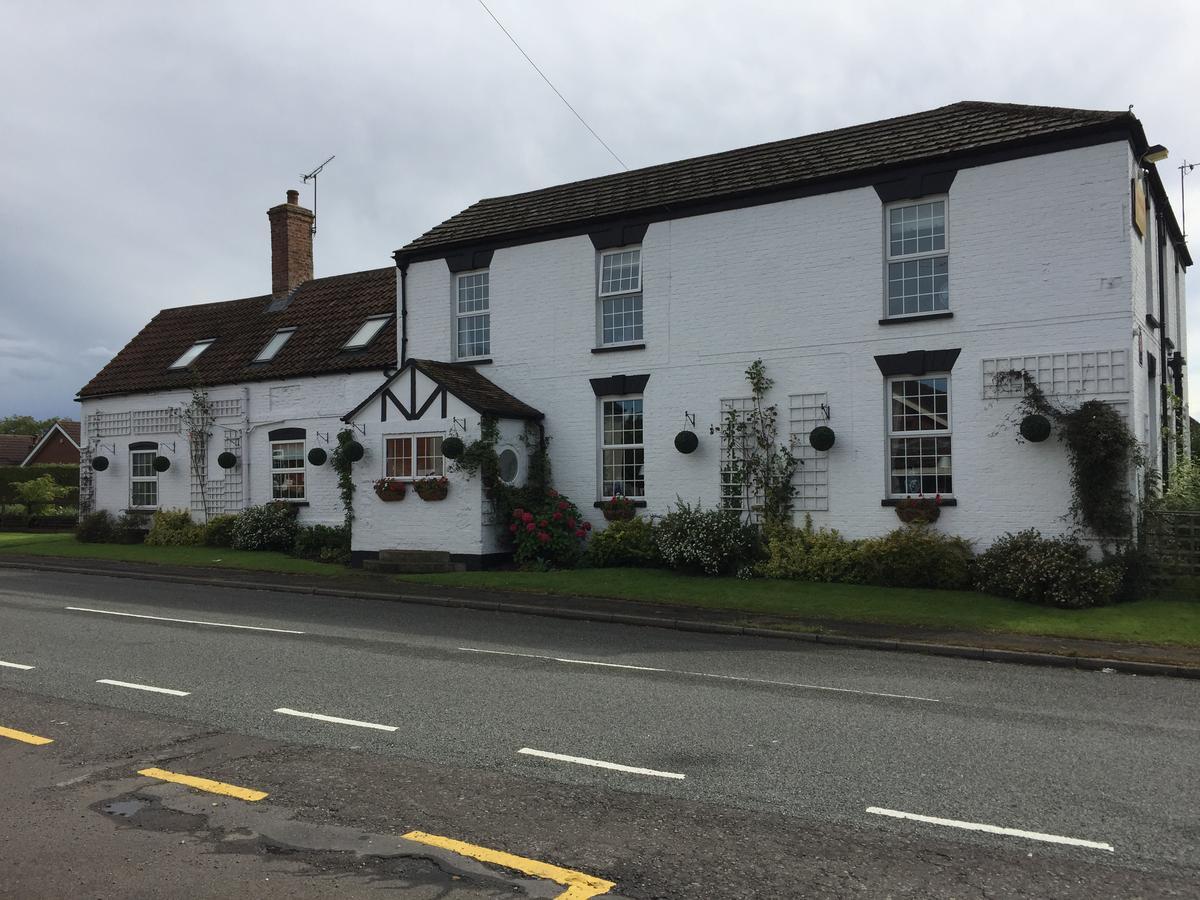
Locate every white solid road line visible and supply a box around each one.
[66,606,306,634]
[0,660,35,670]
[518,747,687,780]
[97,678,191,697]
[459,647,939,702]
[274,707,398,732]
[865,807,1115,852]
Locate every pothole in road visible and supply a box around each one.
[92,794,207,832]
[101,799,146,818]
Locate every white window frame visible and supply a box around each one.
[886,374,953,498]
[270,439,307,501]
[129,448,159,509]
[254,327,296,363]
[169,339,215,370]
[342,315,391,351]
[599,395,645,500]
[597,247,643,347]
[382,433,445,480]
[454,270,490,361]
[884,197,949,319]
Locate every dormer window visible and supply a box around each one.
[169,339,215,370]
[342,315,390,350]
[254,328,296,363]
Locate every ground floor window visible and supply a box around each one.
[384,434,444,479]
[271,440,306,500]
[601,396,645,499]
[887,375,952,495]
[129,448,158,508]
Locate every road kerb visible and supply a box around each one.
[402,830,615,900]
[0,725,53,746]
[137,767,268,802]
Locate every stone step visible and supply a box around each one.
[378,549,452,565]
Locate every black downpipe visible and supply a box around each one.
[397,259,409,367]
[1156,208,1169,486]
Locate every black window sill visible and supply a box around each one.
[1145,314,1160,330]
[455,358,493,366]
[880,498,957,507]
[591,343,646,354]
[878,312,954,326]
[275,500,310,507]
[593,499,648,508]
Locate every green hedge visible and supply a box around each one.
[0,465,79,506]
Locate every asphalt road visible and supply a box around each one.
[2,565,1198,898]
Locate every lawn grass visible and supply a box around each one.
[395,567,1200,648]
[0,532,346,576]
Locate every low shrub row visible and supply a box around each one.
[76,503,350,565]
[587,503,1148,608]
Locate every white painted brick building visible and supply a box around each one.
[79,101,1190,565]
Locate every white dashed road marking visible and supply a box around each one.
[866,807,1115,852]
[274,708,398,732]
[518,747,686,780]
[97,679,191,697]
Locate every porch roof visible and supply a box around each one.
[343,358,543,423]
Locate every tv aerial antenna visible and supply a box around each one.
[300,155,335,235]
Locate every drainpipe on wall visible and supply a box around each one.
[1156,207,1170,486]
[396,257,409,367]
[241,386,251,509]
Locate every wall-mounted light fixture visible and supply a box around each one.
[1141,144,1169,165]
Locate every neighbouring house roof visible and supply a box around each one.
[0,435,37,466]
[398,100,1189,265]
[78,268,397,399]
[343,358,543,423]
[20,420,82,466]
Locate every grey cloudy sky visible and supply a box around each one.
[2,0,1197,419]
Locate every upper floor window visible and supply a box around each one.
[598,248,643,346]
[886,199,948,317]
[455,271,490,359]
[254,328,296,363]
[887,375,952,496]
[271,439,306,500]
[169,339,214,370]
[129,447,158,508]
[384,434,444,479]
[342,315,390,350]
[600,396,645,499]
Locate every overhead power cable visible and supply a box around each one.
[475,0,629,171]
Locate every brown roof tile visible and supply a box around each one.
[399,101,1145,258]
[0,435,37,466]
[78,268,397,399]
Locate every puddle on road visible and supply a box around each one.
[101,799,146,818]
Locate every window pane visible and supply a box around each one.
[272,472,306,500]
[131,481,157,507]
[887,257,949,314]
[169,340,214,370]
[271,441,304,469]
[415,436,444,477]
[600,249,641,295]
[254,329,295,363]
[131,451,156,478]
[601,294,643,345]
[890,378,949,433]
[457,313,490,358]
[602,447,645,498]
[603,398,643,445]
[343,316,390,350]
[889,436,952,495]
[385,437,412,478]
[889,201,945,257]
[457,272,489,313]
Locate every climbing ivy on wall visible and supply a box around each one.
[331,428,357,531]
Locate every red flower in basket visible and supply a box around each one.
[414,476,449,501]
[600,495,636,521]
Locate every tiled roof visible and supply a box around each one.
[57,420,81,445]
[78,268,397,399]
[343,358,543,422]
[399,101,1146,258]
[0,435,36,466]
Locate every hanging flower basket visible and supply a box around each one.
[373,478,407,501]
[600,495,636,521]
[414,476,450,501]
[894,495,942,524]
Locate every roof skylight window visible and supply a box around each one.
[169,339,215,370]
[342,315,390,350]
[254,328,296,363]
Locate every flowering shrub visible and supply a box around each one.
[655,499,759,576]
[758,520,863,583]
[588,517,661,568]
[973,529,1121,608]
[856,525,973,589]
[231,501,299,552]
[144,509,205,546]
[507,488,589,568]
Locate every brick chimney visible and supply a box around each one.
[267,189,314,297]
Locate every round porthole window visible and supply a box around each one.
[497,448,520,484]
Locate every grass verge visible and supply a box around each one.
[394,568,1200,648]
[0,532,345,576]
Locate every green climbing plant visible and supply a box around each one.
[330,428,357,531]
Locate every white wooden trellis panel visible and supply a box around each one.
[789,392,830,513]
[132,408,180,434]
[981,349,1128,399]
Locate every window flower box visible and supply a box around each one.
[373,478,407,502]
[600,495,636,522]
[414,476,449,501]
[894,495,942,524]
